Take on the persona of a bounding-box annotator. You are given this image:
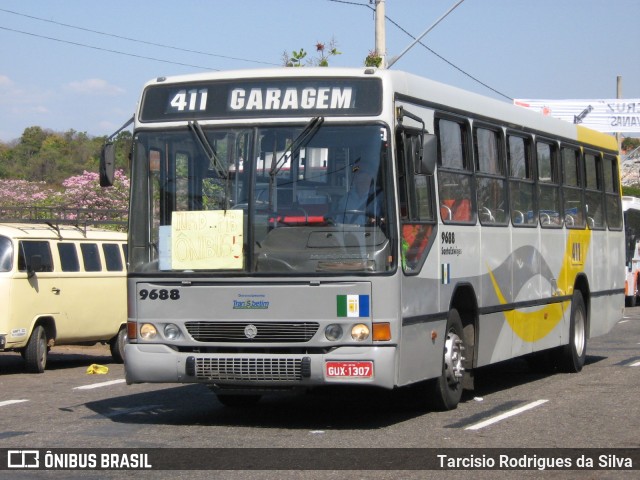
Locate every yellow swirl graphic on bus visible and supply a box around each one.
[488,229,591,342]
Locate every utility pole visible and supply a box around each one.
[374,0,386,68]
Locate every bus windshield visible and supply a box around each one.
[129,123,394,275]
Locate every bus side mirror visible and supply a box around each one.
[100,142,116,187]
[416,133,437,175]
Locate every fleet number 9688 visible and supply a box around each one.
[139,289,181,300]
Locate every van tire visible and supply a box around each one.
[25,325,47,373]
[110,328,127,364]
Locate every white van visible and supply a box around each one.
[0,223,127,373]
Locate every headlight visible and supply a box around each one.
[325,324,343,341]
[351,323,370,341]
[164,323,181,340]
[140,323,157,340]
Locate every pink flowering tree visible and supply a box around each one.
[0,179,59,207]
[58,169,129,226]
[0,170,129,228]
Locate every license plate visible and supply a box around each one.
[325,361,373,378]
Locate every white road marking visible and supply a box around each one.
[0,399,29,407]
[465,399,549,431]
[73,379,126,390]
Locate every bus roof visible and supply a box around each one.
[139,67,619,153]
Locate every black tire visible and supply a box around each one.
[24,325,48,374]
[109,327,127,364]
[626,295,636,308]
[429,309,466,411]
[556,292,587,373]
[216,394,262,407]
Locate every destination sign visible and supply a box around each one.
[139,77,382,121]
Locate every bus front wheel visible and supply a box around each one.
[429,309,466,410]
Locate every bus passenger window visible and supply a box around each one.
[474,127,507,225]
[561,146,585,229]
[536,141,562,227]
[508,134,536,226]
[604,155,622,229]
[436,118,474,224]
[584,152,604,229]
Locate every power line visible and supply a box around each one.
[325,0,512,101]
[384,13,512,100]
[0,7,279,67]
[0,25,217,70]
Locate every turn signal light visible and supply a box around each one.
[372,322,391,341]
[127,321,137,340]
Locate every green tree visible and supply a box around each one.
[622,137,640,152]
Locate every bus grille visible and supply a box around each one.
[185,321,319,343]
[194,357,302,382]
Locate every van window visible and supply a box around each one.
[102,243,123,271]
[58,243,80,272]
[80,243,102,272]
[18,241,54,272]
[0,236,12,272]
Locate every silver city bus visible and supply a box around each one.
[102,68,624,409]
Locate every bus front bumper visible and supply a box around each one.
[124,343,397,390]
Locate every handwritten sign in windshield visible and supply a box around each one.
[171,210,243,270]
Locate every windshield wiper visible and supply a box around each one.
[269,116,324,178]
[188,121,228,179]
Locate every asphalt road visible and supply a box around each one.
[1,308,639,479]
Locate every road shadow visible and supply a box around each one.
[81,383,429,430]
[79,353,608,430]
[0,347,115,375]
[468,353,607,399]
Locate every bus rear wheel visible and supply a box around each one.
[555,292,587,373]
[429,309,466,410]
[25,325,48,373]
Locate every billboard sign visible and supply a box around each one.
[514,99,640,133]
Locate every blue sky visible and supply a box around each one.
[1,0,639,142]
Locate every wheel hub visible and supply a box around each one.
[444,331,465,385]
